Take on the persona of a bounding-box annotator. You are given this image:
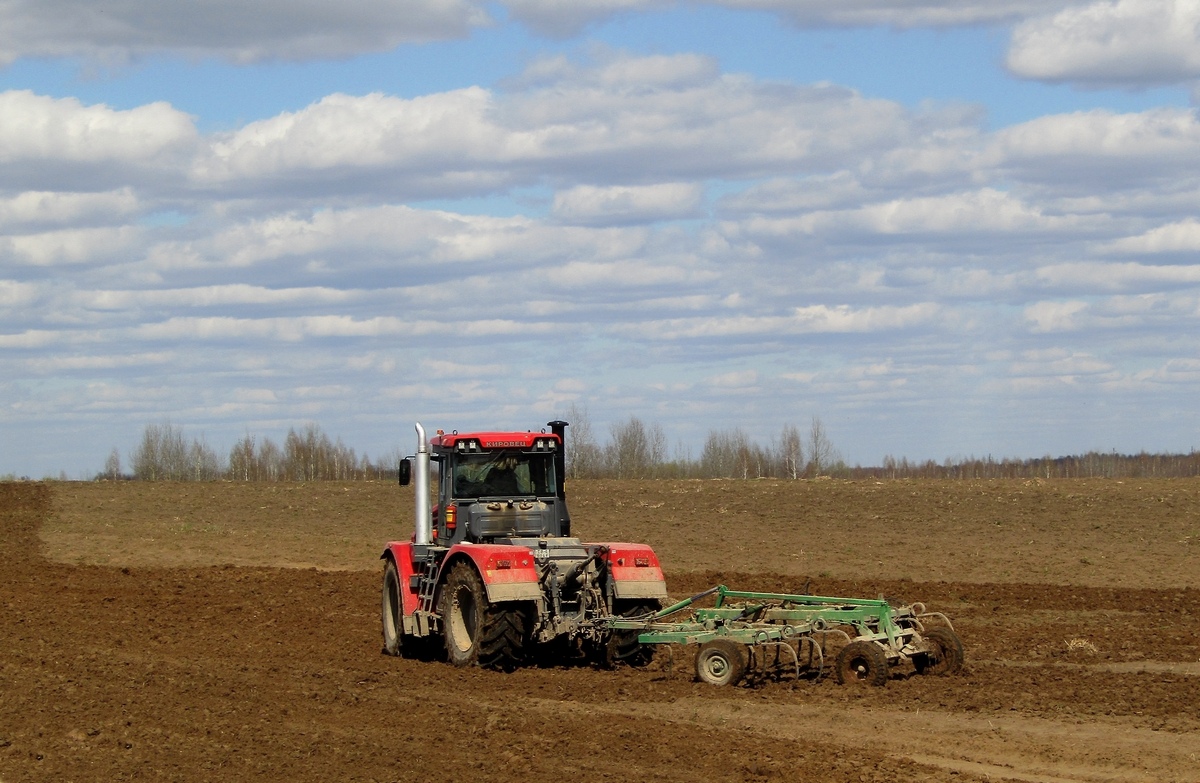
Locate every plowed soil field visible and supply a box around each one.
[4,478,1200,782]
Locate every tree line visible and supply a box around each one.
[101,422,400,482]
[862,451,1200,480]
[561,404,838,480]
[97,415,1200,482]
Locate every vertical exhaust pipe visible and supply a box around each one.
[547,420,568,499]
[413,422,432,546]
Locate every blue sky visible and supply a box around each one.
[3,0,1200,477]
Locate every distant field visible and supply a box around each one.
[44,477,1200,588]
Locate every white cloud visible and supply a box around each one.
[420,359,508,378]
[24,352,174,373]
[734,188,1097,248]
[1023,300,1090,332]
[128,315,559,342]
[706,369,758,388]
[190,54,925,197]
[733,1,1061,27]
[0,189,141,231]
[0,0,490,65]
[1024,291,1200,332]
[552,183,703,225]
[1007,0,1200,86]
[987,107,1200,197]
[1105,219,1200,253]
[507,0,1061,36]
[543,258,713,288]
[1036,261,1200,291]
[0,280,39,308]
[628,303,941,340]
[198,89,505,189]
[0,91,196,172]
[1,226,144,267]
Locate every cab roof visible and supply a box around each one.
[430,430,561,450]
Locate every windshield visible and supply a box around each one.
[451,451,556,499]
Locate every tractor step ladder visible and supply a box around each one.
[413,552,441,635]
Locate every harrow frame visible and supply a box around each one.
[599,584,961,686]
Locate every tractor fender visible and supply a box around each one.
[441,543,543,603]
[380,541,422,617]
[591,542,669,600]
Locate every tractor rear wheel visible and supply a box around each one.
[913,627,964,676]
[835,640,889,686]
[439,561,528,669]
[695,639,747,686]
[599,599,661,668]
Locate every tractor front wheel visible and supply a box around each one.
[695,639,747,686]
[439,561,528,669]
[381,558,404,656]
[835,640,889,686]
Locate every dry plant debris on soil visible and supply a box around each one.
[3,478,1200,782]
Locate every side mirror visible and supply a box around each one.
[398,458,412,486]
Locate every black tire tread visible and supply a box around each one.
[600,599,661,668]
[440,561,529,670]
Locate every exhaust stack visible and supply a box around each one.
[413,422,432,546]
[547,420,568,500]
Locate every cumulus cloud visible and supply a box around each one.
[0,91,197,191]
[988,107,1200,193]
[0,0,490,64]
[189,53,931,201]
[1007,0,1200,87]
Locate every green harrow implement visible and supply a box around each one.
[602,584,963,687]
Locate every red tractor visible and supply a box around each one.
[381,421,668,668]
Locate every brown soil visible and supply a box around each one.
[4,478,1200,782]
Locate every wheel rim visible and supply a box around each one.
[702,652,732,682]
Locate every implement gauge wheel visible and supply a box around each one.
[913,627,964,676]
[695,639,747,687]
[835,640,889,686]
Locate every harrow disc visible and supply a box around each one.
[913,627,964,676]
[694,639,747,687]
[835,640,889,686]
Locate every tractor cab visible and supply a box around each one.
[408,426,572,545]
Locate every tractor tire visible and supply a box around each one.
[599,599,661,669]
[913,627,964,676]
[438,561,528,669]
[382,558,443,661]
[695,639,747,687]
[381,558,404,656]
[835,640,889,686]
